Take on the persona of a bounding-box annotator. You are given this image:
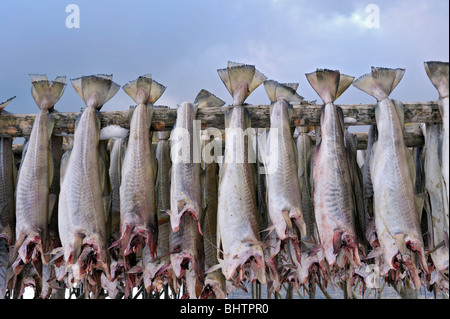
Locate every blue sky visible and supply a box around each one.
[0,0,448,116]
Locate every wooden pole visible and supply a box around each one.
[0,101,440,137]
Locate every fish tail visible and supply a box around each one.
[70,74,120,109]
[194,89,225,108]
[122,74,166,105]
[263,80,304,104]
[352,67,405,101]
[218,61,267,105]
[0,96,16,113]
[424,61,449,98]
[306,69,353,104]
[0,238,9,299]
[29,74,66,111]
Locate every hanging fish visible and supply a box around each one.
[306,69,362,268]
[167,89,221,234]
[362,125,378,247]
[201,129,226,299]
[58,74,120,283]
[262,80,306,246]
[353,67,427,289]
[14,75,66,276]
[421,124,448,272]
[169,90,223,299]
[424,61,449,218]
[0,96,17,299]
[142,130,173,293]
[215,61,267,286]
[118,74,165,258]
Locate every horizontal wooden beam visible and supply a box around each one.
[11,124,425,161]
[1,101,440,138]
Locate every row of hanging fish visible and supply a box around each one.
[0,60,448,299]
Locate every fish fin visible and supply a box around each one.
[394,234,407,255]
[72,232,85,263]
[149,79,166,104]
[282,210,293,230]
[227,63,255,105]
[333,230,343,254]
[194,89,225,108]
[205,263,222,274]
[305,69,340,104]
[424,61,449,98]
[30,75,67,110]
[0,96,16,113]
[219,62,267,105]
[71,75,120,109]
[335,74,355,100]
[352,67,405,101]
[283,82,299,91]
[264,80,303,104]
[122,74,153,104]
[366,247,383,259]
[226,61,267,94]
[249,68,268,94]
[263,80,278,103]
[217,68,232,96]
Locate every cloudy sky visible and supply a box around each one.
[0,0,448,117]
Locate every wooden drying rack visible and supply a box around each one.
[1,101,441,153]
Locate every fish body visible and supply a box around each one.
[422,124,448,271]
[108,137,126,245]
[169,102,202,234]
[217,106,266,284]
[58,74,119,282]
[14,76,66,274]
[424,61,449,216]
[296,126,315,243]
[169,211,205,298]
[353,67,427,287]
[294,126,327,285]
[119,75,165,258]
[216,62,267,285]
[201,131,226,299]
[307,69,361,268]
[142,131,172,292]
[362,125,378,247]
[169,91,224,298]
[263,80,306,243]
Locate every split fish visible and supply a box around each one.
[216,62,267,285]
[306,69,361,268]
[353,67,428,288]
[14,75,66,275]
[119,74,165,258]
[58,74,120,282]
